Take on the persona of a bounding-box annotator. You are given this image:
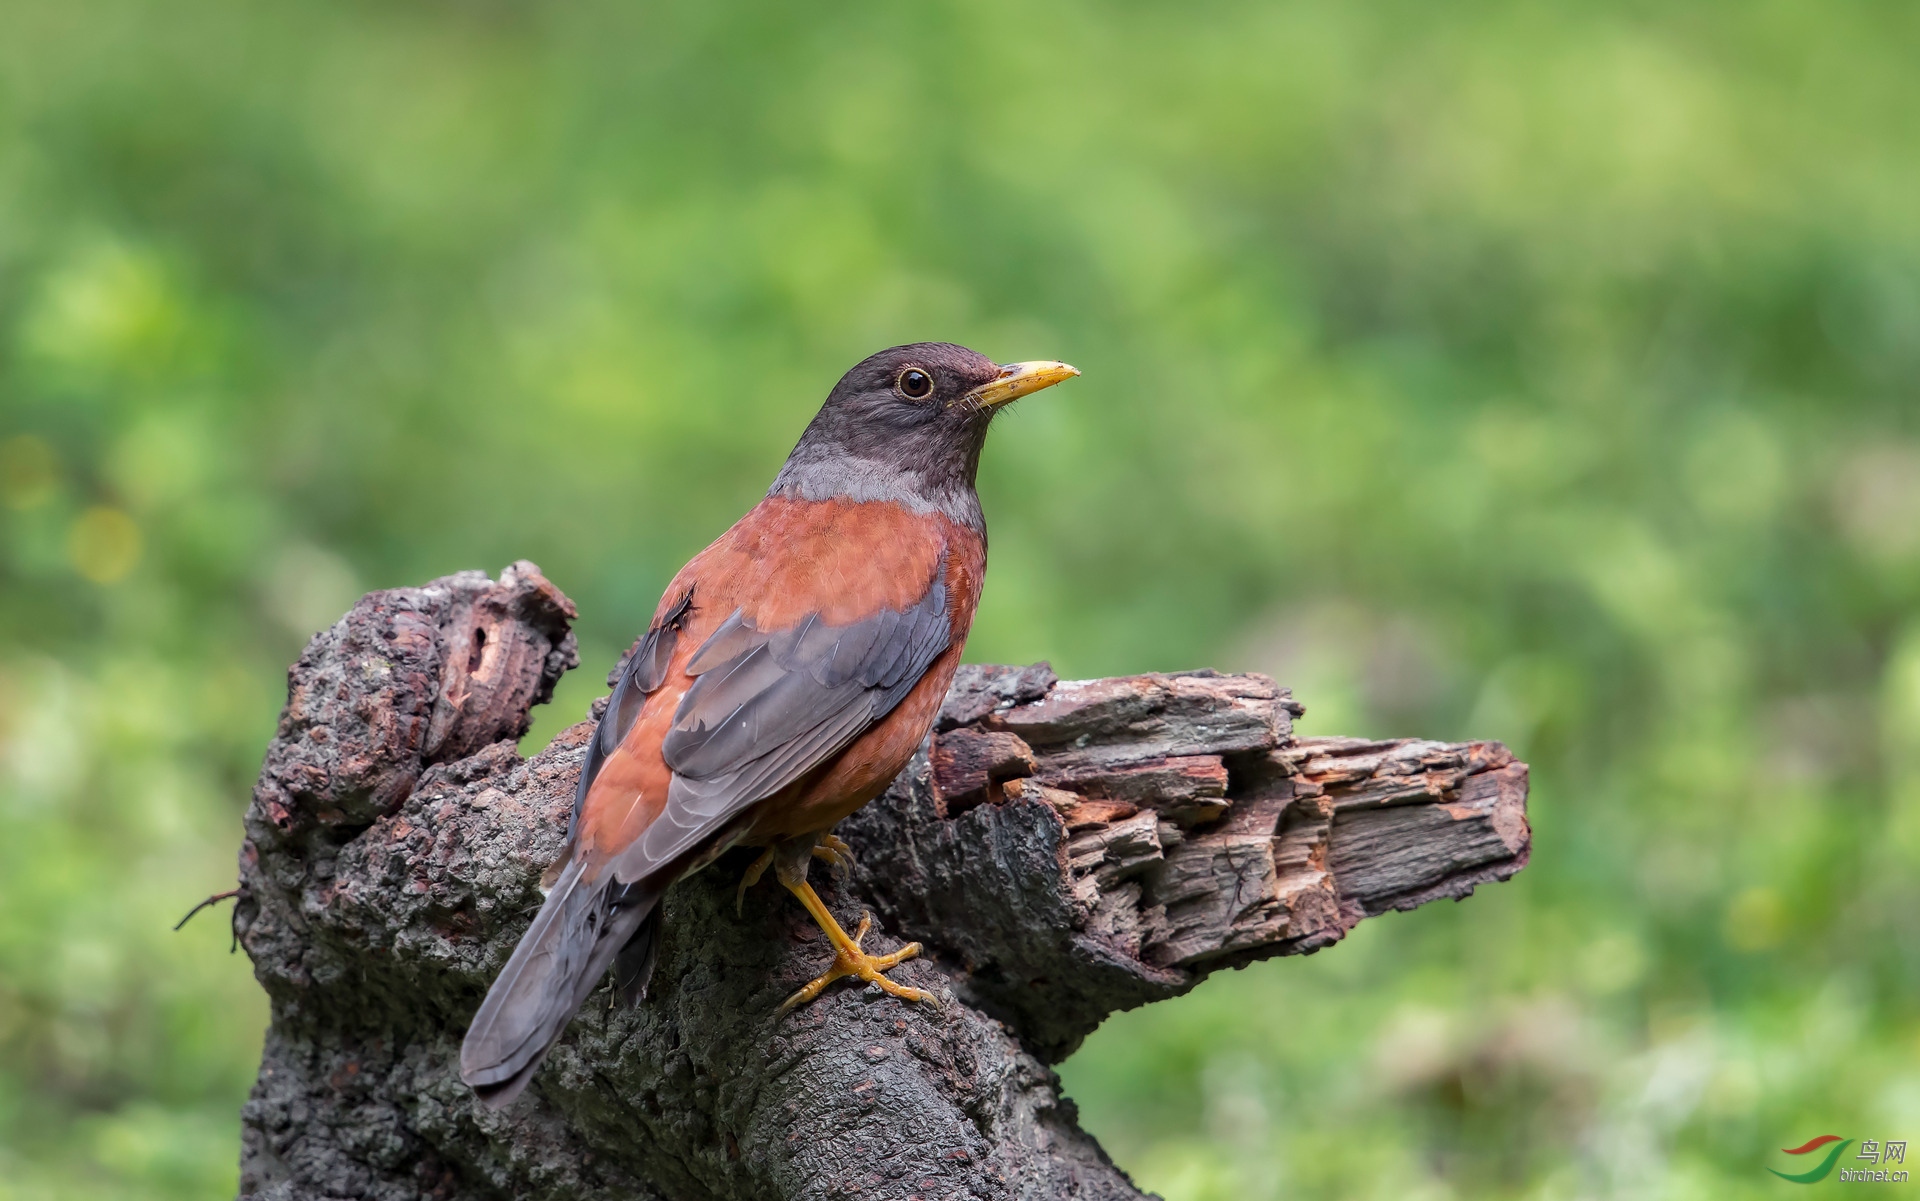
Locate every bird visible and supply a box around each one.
[459,342,1078,1107]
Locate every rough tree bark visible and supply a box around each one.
[233,564,1530,1201]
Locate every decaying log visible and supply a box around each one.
[233,565,1530,1201]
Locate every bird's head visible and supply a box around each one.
[769,342,1079,529]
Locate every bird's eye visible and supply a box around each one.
[897,368,933,399]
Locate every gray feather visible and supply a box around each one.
[459,859,657,1108]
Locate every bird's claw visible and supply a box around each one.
[811,833,856,877]
[736,848,776,916]
[778,910,937,1014]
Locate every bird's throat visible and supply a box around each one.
[767,452,986,534]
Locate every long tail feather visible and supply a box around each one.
[613,897,664,1006]
[459,859,657,1108]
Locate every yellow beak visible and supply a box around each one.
[967,360,1080,408]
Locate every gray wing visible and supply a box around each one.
[465,592,694,1107]
[606,562,951,883]
[567,589,691,842]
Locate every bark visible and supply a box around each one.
[233,564,1530,1201]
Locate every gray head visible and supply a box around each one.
[768,342,1078,531]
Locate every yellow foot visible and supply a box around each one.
[778,912,937,1013]
[812,833,855,875]
[736,848,775,915]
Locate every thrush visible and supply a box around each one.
[459,342,1078,1107]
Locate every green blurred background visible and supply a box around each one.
[4,1,1919,1197]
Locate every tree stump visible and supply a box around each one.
[233,563,1530,1200]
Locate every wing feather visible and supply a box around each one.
[606,559,951,884]
[568,590,689,840]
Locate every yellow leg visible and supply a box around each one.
[778,878,936,1013]
[737,837,854,914]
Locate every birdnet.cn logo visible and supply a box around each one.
[1769,1135,1909,1184]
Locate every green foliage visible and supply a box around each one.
[2,0,1918,1196]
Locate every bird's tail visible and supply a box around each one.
[459,857,660,1108]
